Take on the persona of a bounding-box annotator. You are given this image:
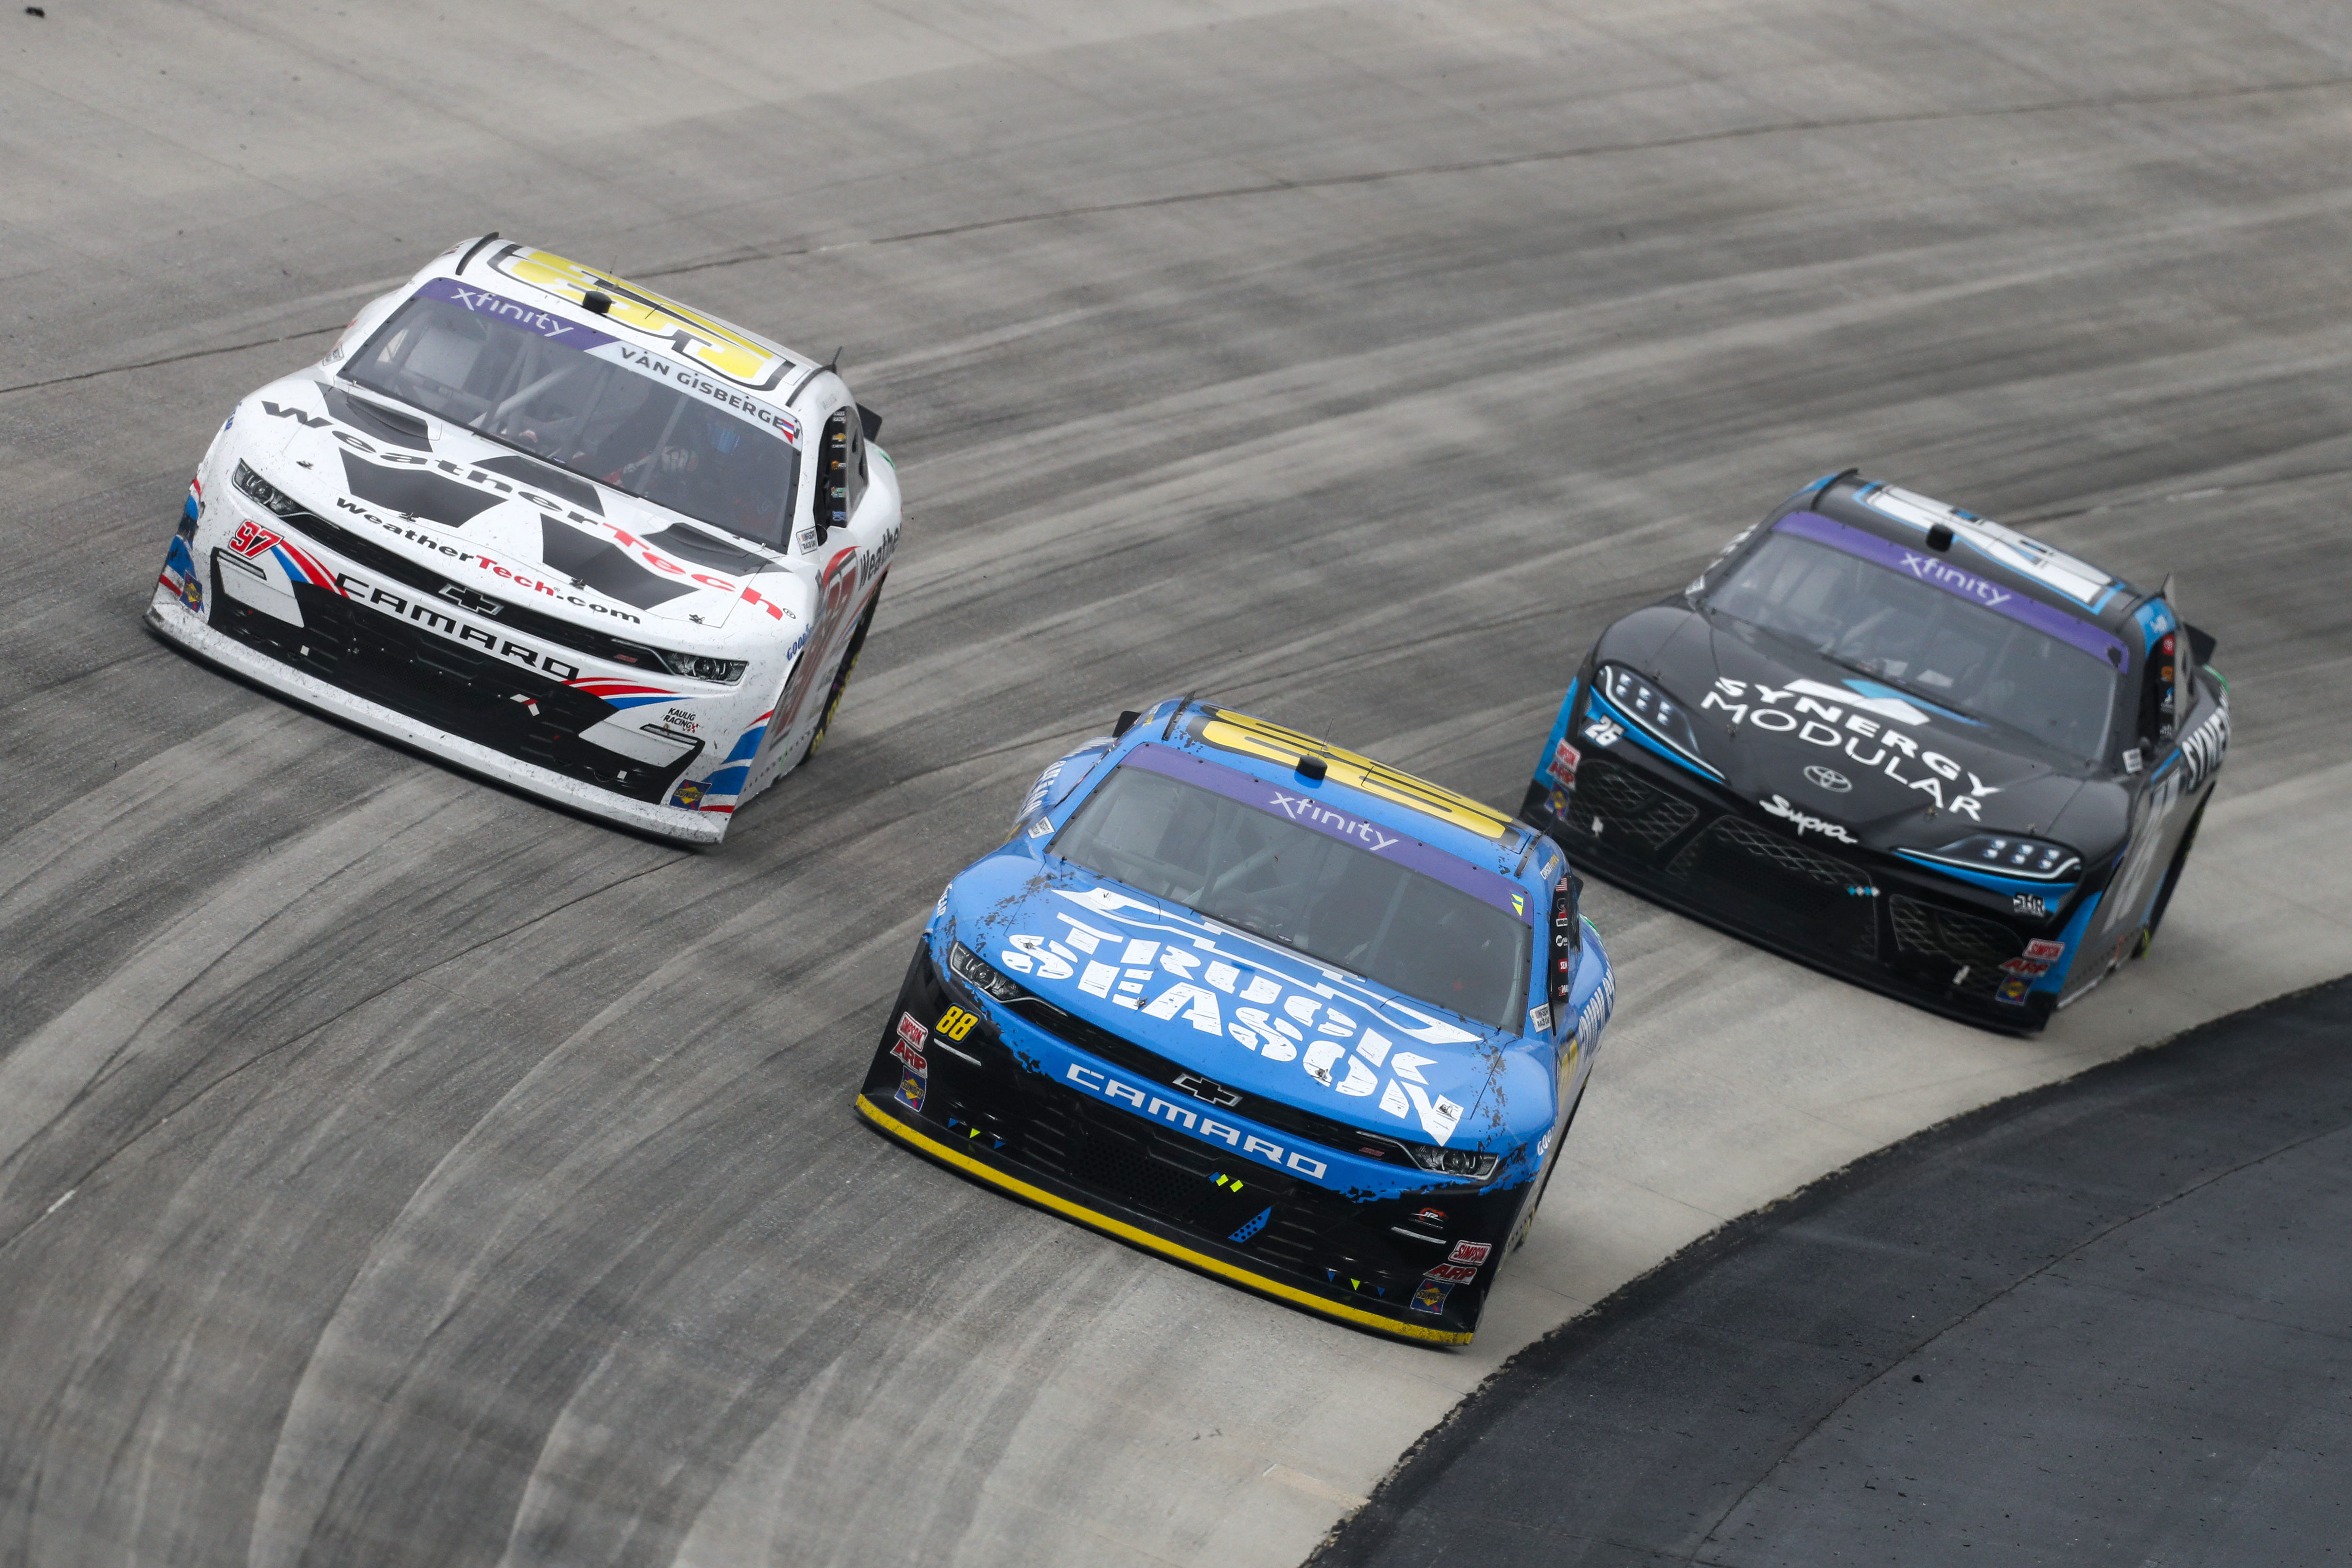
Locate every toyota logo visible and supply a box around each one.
[1804,766,1852,793]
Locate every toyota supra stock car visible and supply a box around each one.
[1522,472,2227,1033]
[858,700,1615,1345]
[150,234,901,843]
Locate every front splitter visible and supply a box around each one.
[854,1094,1473,1346]
[148,596,729,845]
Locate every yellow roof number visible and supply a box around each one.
[491,246,796,392]
[1197,712,1514,841]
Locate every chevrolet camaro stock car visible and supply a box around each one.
[859,700,1615,1344]
[150,233,900,842]
[1523,472,2227,1033]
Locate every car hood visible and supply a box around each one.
[1618,613,2094,852]
[228,374,809,639]
[945,853,1539,1150]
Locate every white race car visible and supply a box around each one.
[149,234,900,843]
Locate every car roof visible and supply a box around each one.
[1123,702,1558,895]
[1798,472,2157,636]
[429,238,817,399]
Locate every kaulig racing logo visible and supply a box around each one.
[1703,677,2002,818]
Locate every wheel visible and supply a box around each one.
[1509,1077,1588,1253]
[2136,796,2208,956]
[802,583,882,762]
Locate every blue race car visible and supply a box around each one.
[1521,472,2227,1033]
[858,699,1613,1344]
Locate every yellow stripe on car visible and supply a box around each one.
[855,1096,1474,1345]
[492,246,796,392]
[1197,711,1515,841]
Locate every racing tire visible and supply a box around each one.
[1508,1077,1588,1253]
[2137,796,2208,956]
[803,582,882,763]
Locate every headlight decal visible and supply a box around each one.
[1926,833,2082,880]
[1588,666,1723,782]
[1898,832,2083,897]
[948,941,1031,1004]
[1894,848,2081,901]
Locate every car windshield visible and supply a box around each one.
[346,292,799,548]
[1706,532,2117,764]
[1051,765,1529,1030]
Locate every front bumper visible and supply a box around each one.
[858,944,1528,1345]
[1523,748,2067,1033]
[147,591,727,844]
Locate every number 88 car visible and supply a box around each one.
[859,698,1614,1345]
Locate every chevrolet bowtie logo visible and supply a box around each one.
[437,583,504,617]
[1171,1071,1242,1108]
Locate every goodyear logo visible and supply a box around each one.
[1195,711,1514,841]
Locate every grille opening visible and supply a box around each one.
[1072,1128,1207,1221]
[1252,1214,1327,1271]
[210,568,701,802]
[1890,896,2021,993]
[1664,816,1878,960]
[937,1066,1464,1293]
[1564,753,1700,854]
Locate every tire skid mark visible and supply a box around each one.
[243,826,973,1565]
[0,775,466,1180]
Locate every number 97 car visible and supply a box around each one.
[858,698,1615,1345]
[148,234,900,842]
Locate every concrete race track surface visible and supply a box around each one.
[2,3,2351,1566]
[1319,977,2352,1568]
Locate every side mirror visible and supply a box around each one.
[1111,709,1141,739]
[858,405,883,441]
[2185,622,2218,668]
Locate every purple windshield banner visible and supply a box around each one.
[1107,745,1531,923]
[1776,511,2131,671]
[416,276,617,353]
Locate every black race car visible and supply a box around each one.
[1521,472,2228,1033]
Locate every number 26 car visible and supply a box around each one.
[1523,471,2227,1032]
[859,699,1615,1345]
[149,234,900,842]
